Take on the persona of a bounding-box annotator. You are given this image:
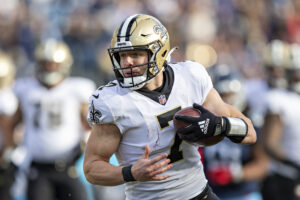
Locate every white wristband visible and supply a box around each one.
[225,117,248,137]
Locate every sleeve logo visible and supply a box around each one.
[89,100,102,124]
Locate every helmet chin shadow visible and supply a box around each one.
[37,71,64,86]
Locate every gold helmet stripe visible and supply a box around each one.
[118,14,140,42]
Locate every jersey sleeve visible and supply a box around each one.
[87,93,112,126]
[72,78,96,103]
[264,90,284,114]
[86,85,126,134]
[185,61,213,105]
[13,78,27,100]
[0,89,18,115]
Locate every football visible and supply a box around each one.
[173,107,224,146]
[173,107,200,130]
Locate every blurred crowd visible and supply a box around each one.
[1,0,300,200]
[0,0,299,83]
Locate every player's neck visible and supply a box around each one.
[143,71,164,91]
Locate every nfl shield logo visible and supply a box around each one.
[158,94,167,105]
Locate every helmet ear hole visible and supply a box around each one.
[161,50,167,58]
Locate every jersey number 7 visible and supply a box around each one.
[156,106,183,163]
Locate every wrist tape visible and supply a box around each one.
[223,117,248,143]
[122,165,136,182]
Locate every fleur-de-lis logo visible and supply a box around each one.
[153,21,167,42]
[89,100,102,124]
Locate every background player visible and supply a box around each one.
[5,38,95,200]
[261,41,300,200]
[0,51,18,200]
[203,64,268,200]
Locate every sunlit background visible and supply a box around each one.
[1,0,299,83]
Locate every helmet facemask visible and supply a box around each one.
[36,61,69,86]
[265,66,288,89]
[286,69,300,94]
[108,41,165,90]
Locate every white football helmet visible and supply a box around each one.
[34,38,73,86]
[0,51,15,89]
[263,40,290,89]
[108,14,175,90]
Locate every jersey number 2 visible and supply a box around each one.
[156,107,183,163]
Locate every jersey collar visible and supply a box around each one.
[136,65,174,105]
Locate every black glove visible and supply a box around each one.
[175,103,227,142]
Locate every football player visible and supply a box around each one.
[5,38,95,200]
[0,51,18,200]
[261,42,300,200]
[84,14,256,200]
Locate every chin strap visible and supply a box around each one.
[166,47,178,63]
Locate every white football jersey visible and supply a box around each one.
[0,88,18,149]
[14,77,95,162]
[264,89,300,167]
[88,61,213,200]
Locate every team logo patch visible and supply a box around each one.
[89,100,102,124]
[158,94,167,105]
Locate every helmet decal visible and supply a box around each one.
[117,14,141,42]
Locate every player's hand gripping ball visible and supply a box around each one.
[173,106,224,146]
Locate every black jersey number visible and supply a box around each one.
[156,106,183,163]
[33,101,62,129]
[33,102,41,128]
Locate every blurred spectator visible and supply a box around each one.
[0,0,297,83]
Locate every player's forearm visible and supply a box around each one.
[0,116,15,147]
[242,159,268,181]
[242,145,269,181]
[83,159,125,186]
